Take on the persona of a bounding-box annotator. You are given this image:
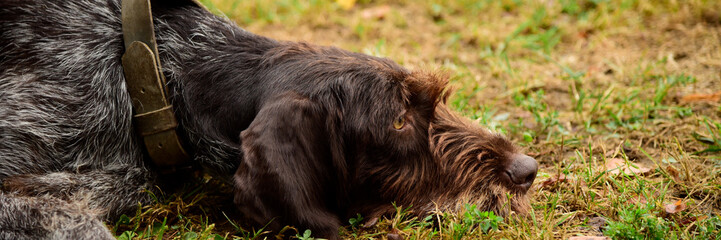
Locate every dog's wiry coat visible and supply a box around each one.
[0,1,235,238]
[0,0,537,239]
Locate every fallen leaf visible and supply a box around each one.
[605,158,652,176]
[664,199,687,214]
[568,236,610,240]
[335,0,356,10]
[362,216,378,228]
[666,165,680,181]
[360,5,391,20]
[680,91,721,103]
[526,149,553,158]
[537,174,587,191]
[387,228,404,240]
[538,174,573,190]
[588,216,607,231]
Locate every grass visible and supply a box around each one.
[118,0,721,239]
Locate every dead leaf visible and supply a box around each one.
[361,5,391,20]
[538,174,587,191]
[605,158,652,176]
[526,149,553,158]
[664,199,687,214]
[680,91,721,103]
[666,166,680,181]
[387,228,404,240]
[538,174,571,189]
[587,217,607,231]
[362,216,378,228]
[335,0,356,10]
[568,236,610,240]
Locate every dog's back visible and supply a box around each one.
[0,1,156,238]
[0,1,263,237]
[0,0,143,179]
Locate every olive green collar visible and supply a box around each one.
[120,0,192,172]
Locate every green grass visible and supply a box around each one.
[117,0,721,239]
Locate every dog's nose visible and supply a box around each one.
[504,153,538,190]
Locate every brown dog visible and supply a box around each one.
[231,44,538,237]
[0,0,537,239]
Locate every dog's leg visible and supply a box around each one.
[1,167,156,238]
[2,167,156,220]
[0,193,115,240]
[234,92,343,239]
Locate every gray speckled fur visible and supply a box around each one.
[0,0,243,238]
[0,193,115,240]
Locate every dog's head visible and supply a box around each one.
[232,42,537,237]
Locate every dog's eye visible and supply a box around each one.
[393,115,406,130]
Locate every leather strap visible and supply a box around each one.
[121,0,191,170]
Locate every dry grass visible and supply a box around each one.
[115,0,721,239]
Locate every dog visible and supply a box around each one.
[0,0,538,239]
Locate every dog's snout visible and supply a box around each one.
[504,154,538,190]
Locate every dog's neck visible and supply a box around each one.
[150,5,279,174]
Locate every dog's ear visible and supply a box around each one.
[233,92,342,238]
[406,71,449,115]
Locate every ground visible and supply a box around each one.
[115,0,721,239]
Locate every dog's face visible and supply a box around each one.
[335,65,537,218]
[233,44,537,237]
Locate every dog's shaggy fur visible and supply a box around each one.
[0,0,537,239]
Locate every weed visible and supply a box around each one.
[653,75,695,106]
[695,216,721,240]
[513,89,562,140]
[604,203,675,240]
[348,213,364,228]
[463,205,504,234]
[693,118,721,154]
[296,229,317,240]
